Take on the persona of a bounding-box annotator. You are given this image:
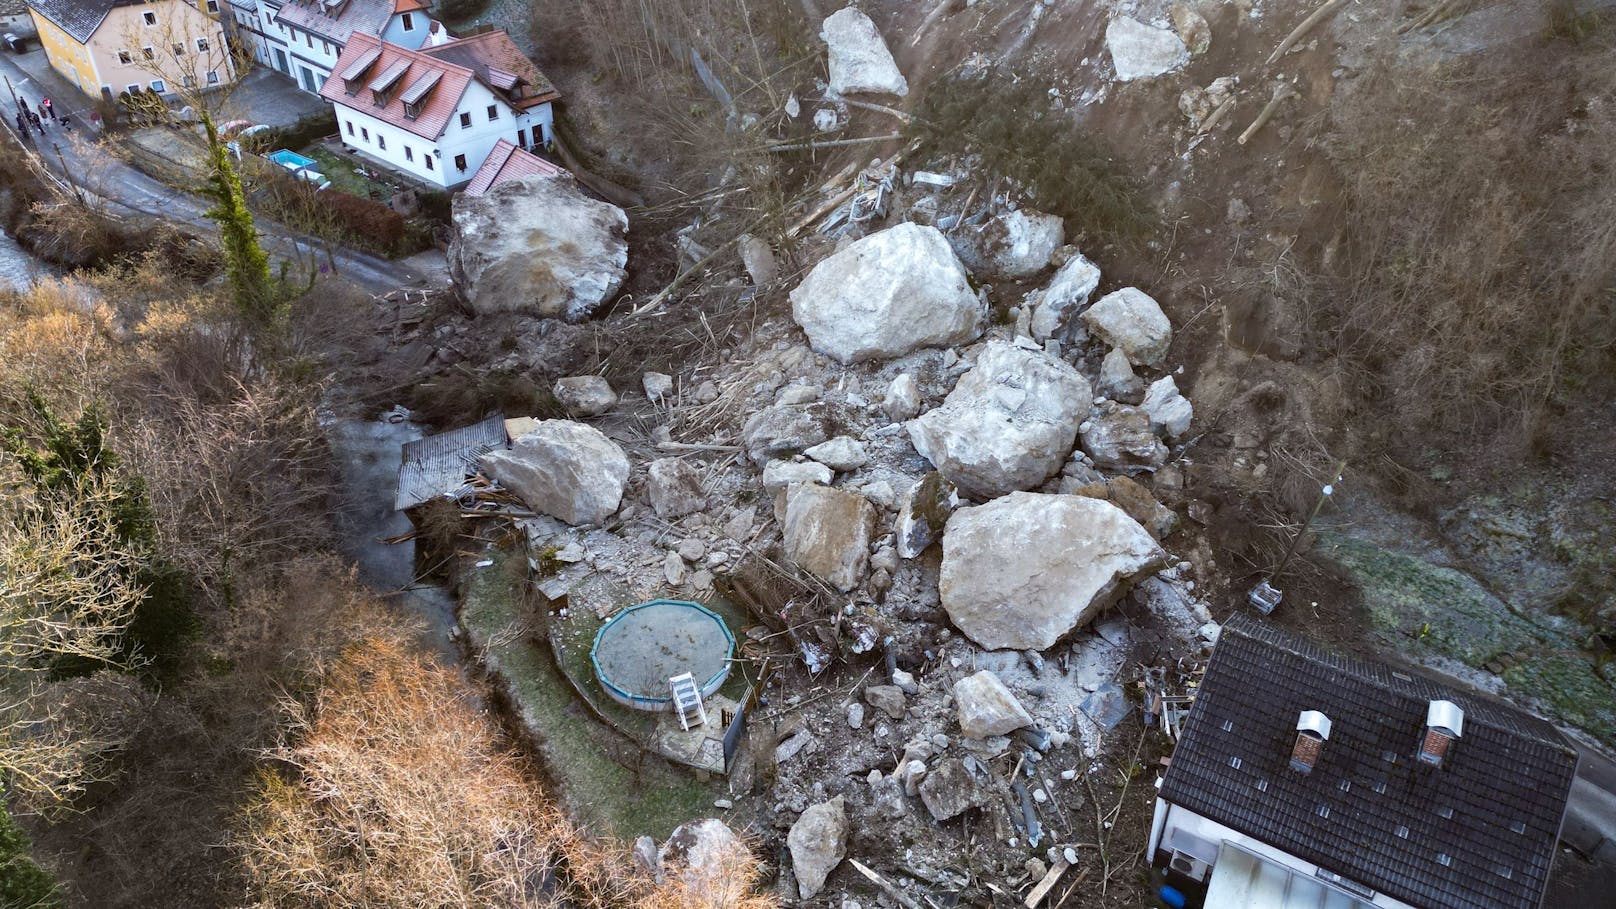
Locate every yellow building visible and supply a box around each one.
[26,0,234,101]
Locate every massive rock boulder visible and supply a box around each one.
[789,223,983,364]
[954,670,1034,739]
[909,341,1092,499]
[1029,252,1102,342]
[939,492,1168,650]
[482,421,629,525]
[1081,287,1173,367]
[821,7,908,97]
[788,796,848,899]
[1106,16,1190,82]
[448,175,628,322]
[783,484,875,591]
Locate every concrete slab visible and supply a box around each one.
[217,66,329,127]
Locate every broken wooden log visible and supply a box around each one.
[767,133,903,154]
[1238,83,1299,145]
[1266,0,1348,64]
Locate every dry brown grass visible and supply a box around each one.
[1316,35,1616,459]
[239,632,775,909]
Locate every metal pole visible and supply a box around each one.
[1271,459,1348,583]
[51,143,87,206]
[4,74,17,110]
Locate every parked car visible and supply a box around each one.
[3,33,31,54]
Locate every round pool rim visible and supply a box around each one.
[588,598,736,712]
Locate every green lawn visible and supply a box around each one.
[459,548,722,840]
[301,145,393,199]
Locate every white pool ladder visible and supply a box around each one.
[670,673,707,731]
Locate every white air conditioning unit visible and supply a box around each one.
[1169,849,1212,883]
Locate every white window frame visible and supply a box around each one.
[486,104,498,121]
[142,10,157,25]
[207,70,219,84]
[150,79,166,93]
[117,49,133,64]
[401,12,414,30]
[142,45,155,60]
[458,111,470,128]
[125,83,140,93]
[206,0,220,11]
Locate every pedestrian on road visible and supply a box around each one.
[14,112,30,141]
[27,110,43,135]
[18,97,30,116]
[59,115,71,132]
[40,98,54,122]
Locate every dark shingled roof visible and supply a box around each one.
[24,0,140,43]
[1161,614,1577,909]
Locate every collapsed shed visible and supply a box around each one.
[393,413,508,520]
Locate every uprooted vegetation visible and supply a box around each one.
[1314,37,1616,460]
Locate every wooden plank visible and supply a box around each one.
[1024,858,1070,908]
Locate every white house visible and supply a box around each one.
[233,0,440,95]
[318,28,558,189]
[1148,615,1577,909]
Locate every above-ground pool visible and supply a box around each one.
[590,599,735,712]
[267,149,316,171]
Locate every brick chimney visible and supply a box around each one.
[1418,700,1464,767]
[1291,710,1332,773]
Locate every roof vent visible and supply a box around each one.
[1418,700,1464,767]
[1291,710,1332,773]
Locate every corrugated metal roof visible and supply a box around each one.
[394,413,506,511]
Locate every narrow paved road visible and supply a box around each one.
[0,51,435,296]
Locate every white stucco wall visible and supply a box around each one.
[330,84,548,189]
[1153,801,1417,909]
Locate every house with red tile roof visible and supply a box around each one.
[463,138,566,196]
[319,28,558,190]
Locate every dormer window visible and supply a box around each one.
[398,69,442,120]
[338,45,381,95]
[401,12,414,30]
[366,57,410,107]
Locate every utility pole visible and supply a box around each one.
[51,143,86,206]
[4,74,17,110]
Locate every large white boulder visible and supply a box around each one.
[646,457,706,519]
[790,223,983,364]
[788,796,848,898]
[783,483,876,591]
[1082,287,1173,367]
[952,208,1066,280]
[909,341,1092,499]
[659,818,744,899]
[448,174,628,322]
[1106,16,1190,82]
[1029,252,1102,342]
[821,7,908,97]
[1081,402,1169,471]
[482,421,629,525]
[954,670,1034,739]
[939,492,1168,650]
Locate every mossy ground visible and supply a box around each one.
[459,548,720,840]
[1323,533,1616,744]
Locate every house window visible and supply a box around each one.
[424,155,433,171]
[322,40,330,55]
[517,128,526,147]
[402,100,421,120]
[486,104,498,121]
[173,42,186,56]
[142,46,156,60]
[117,49,133,64]
[182,74,195,87]
[305,33,313,48]
[197,37,210,53]
[377,134,385,150]
[142,10,157,25]
[458,112,470,129]
[401,12,414,30]
[361,127,369,141]
[126,83,140,94]
[345,120,354,136]
[207,70,219,84]
[404,145,413,162]
[150,79,166,93]
[207,0,219,10]
[453,153,466,171]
